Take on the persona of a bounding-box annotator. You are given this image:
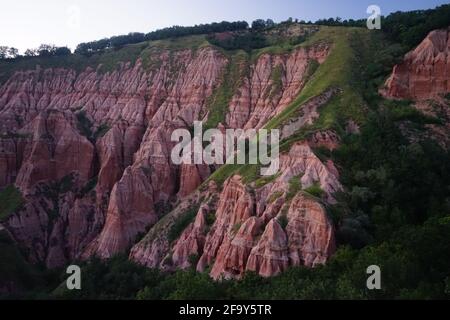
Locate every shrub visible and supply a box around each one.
[0,185,24,221]
[168,206,199,243]
[286,176,302,200]
[76,111,93,140]
[303,183,325,198]
[277,214,289,230]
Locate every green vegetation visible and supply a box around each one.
[309,4,450,51]
[76,112,111,142]
[0,186,24,221]
[94,123,111,139]
[268,65,283,99]
[385,99,442,125]
[382,4,450,50]
[208,26,371,186]
[208,33,268,52]
[268,191,283,204]
[3,6,450,300]
[168,206,199,243]
[254,172,281,188]
[232,222,242,234]
[286,176,302,200]
[204,50,249,130]
[332,108,450,241]
[78,177,98,197]
[207,162,259,186]
[0,42,145,84]
[0,231,44,297]
[267,26,366,130]
[75,21,249,55]
[76,111,94,139]
[205,212,216,227]
[277,214,289,230]
[303,183,325,198]
[44,216,450,299]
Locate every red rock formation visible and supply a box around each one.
[0,137,26,188]
[286,193,336,267]
[197,176,255,273]
[1,35,339,276]
[129,64,341,279]
[129,192,204,269]
[256,141,342,205]
[280,88,337,140]
[133,158,337,279]
[308,130,340,151]
[15,109,94,193]
[246,219,289,277]
[96,121,144,195]
[209,216,263,279]
[383,28,450,100]
[0,47,227,266]
[226,44,330,130]
[172,205,209,269]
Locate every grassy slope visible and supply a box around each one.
[204,49,249,130]
[266,26,367,129]
[208,26,370,185]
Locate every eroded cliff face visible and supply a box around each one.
[0,47,227,266]
[131,138,340,279]
[383,28,450,100]
[1,34,339,277]
[383,28,450,148]
[226,44,329,130]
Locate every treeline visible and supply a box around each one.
[382,4,450,49]
[0,44,71,61]
[74,21,249,55]
[3,4,450,61]
[311,4,450,49]
[207,33,269,52]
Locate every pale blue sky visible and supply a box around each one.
[1,0,448,53]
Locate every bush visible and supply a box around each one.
[277,214,289,230]
[286,176,302,200]
[168,206,199,243]
[75,21,249,55]
[76,111,93,140]
[207,32,268,52]
[0,185,24,221]
[303,183,325,198]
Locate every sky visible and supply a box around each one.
[0,0,448,53]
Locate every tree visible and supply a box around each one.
[38,44,56,57]
[251,19,267,30]
[0,46,20,59]
[75,21,249,56]
[54,46,71,56]
[24,48,38,57]
[0,46,8,59]
[265,19,275,28]
[7,47,19,59]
